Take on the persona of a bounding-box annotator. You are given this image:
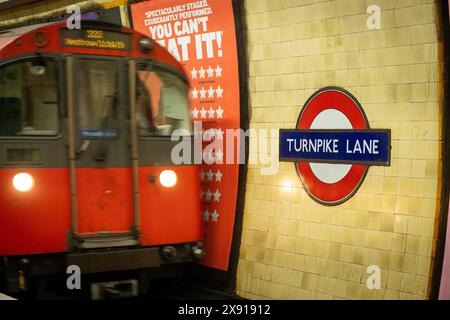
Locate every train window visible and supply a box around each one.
[136,66,192,137]
[0,58,59,137]
[77,59,119,139]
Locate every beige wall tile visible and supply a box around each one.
[239,0,441,300]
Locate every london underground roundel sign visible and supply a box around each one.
[279,87,391,206]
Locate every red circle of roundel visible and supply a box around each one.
[295,87,369,205]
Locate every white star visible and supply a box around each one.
[200,107,207,119]
[215,170,223,182]
[208,107,215,119]
[206,150,214,163]
[203,129,210,141]
[208,87,215,99]
[199,67,206,79]
[215,65,222,77]
[216,149,224,162]
[202,150,210,163]
[216,128,224,140]
[211,210,219,223]
[205,189,212,202]
[192,88,199,99]
[200,87,207,99]
[213,189,221,202]
[199,169,206,181]
[216,86,223,98]
[192,107,199,119]
[216,106,224,119]
[207,170,214,181]
[191,68,198,79]
[208,129,216,140]
[207,66,214,78]
[203,209,210,222]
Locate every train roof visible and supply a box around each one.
[0,23,53,51]
[0,20,186,76]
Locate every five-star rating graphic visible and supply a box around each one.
[192,106,224,120]
[190,64,225,225]
[202,209,220,223]
[191,65,223,79]
[201,128,224,141]
[200,169,223,182]
[191,86,224,100]
[199,168,223,224]
[200,189,222,203]
[203,149,224,163]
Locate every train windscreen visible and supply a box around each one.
[0,58,59,136]
[136,65,191,137]
[78,59,119,139]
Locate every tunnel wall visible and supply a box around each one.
[237,0,443,299]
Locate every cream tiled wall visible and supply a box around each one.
[237,0,443,300]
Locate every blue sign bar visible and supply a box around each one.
[81,128,120,139]
[279,129,391,165]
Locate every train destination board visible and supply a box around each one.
[279,87,391,205]
[60,28,131,51]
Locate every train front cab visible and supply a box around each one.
[0,22,204,297]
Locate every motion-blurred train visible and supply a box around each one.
[0,20,204,298]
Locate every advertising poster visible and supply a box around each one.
[131,0,240,271]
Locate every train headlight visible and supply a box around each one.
[161,246,177,261]
[192,242,205,260]
[29,54,47,76]
[139,37,152,53]
[159,170,177,188]
[13,173,34,192]
[29,65,47,76]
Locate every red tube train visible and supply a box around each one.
[0,21,204,298]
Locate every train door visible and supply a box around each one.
[68,56,137,249]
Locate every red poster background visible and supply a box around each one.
[131,0,240,271]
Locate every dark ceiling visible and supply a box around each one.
[0,0,42,11]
